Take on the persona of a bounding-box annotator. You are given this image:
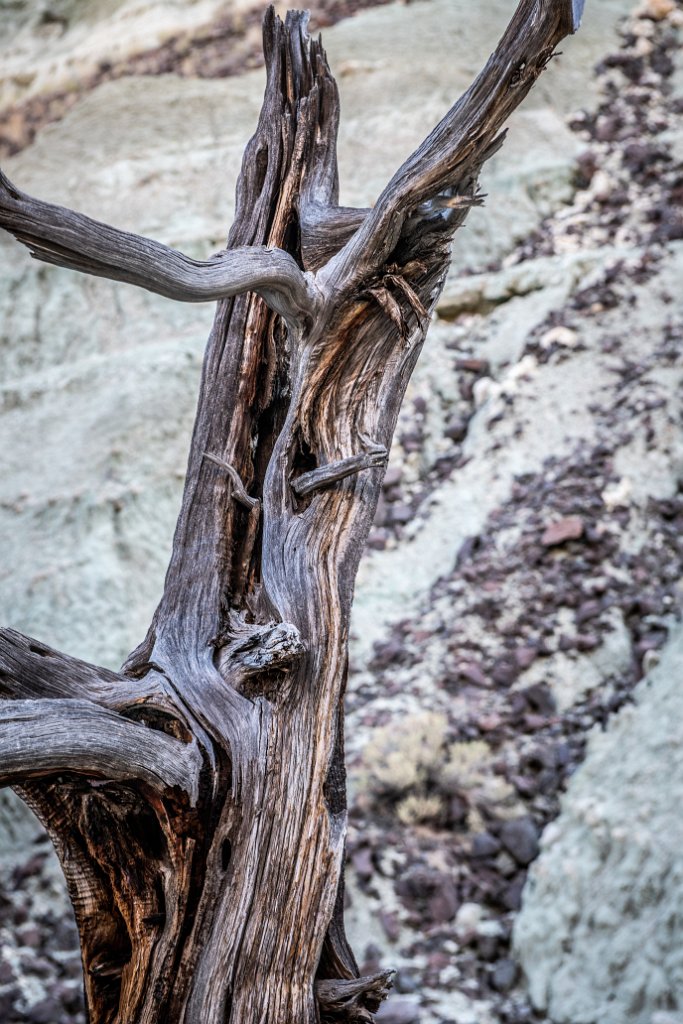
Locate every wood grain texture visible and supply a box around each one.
[0,169,316,323]
[0,698,200,797]
[0,627,164,708]
[0,3,582,1021]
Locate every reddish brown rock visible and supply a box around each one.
[541,515,585,547]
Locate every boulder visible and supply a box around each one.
[514,627,683,1023]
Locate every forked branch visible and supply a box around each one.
[322,0,585,286]
[0,170,317,323]
[0,627,165,709]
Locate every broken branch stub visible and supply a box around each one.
[0,3,583,1021]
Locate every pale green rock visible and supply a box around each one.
[515,625,683,1023]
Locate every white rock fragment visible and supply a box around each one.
[590,169,617,203]
[539,325,579,350]
[634,35,655,56]
[454,902,485,940]
[503,354,539,385]
[472,377,502,409]
[631,17,656,36]
[601,477,632,509]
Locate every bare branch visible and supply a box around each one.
[321,0,583,287]
[0,169,316,323]
[0,627,164,710]
[0,699,200,800]
[291,446,388,498]
[203,453,261,511]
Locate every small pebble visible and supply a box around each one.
[500,818,539,867]
[491,958,519,993]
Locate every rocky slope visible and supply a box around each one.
[345,3,683,1022]
[1,0,681,1022]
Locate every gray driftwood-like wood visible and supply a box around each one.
[0,2,584,1021]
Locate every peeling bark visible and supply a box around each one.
[0,3,582,1021]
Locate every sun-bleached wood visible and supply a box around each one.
[0,3,582,1021]
[0,170,317,323]
[0,699,200,798]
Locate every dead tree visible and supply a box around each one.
[0,2,583,1021]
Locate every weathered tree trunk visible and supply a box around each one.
[0,3,583,1021]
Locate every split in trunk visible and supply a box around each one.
[0,2,584,1021]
